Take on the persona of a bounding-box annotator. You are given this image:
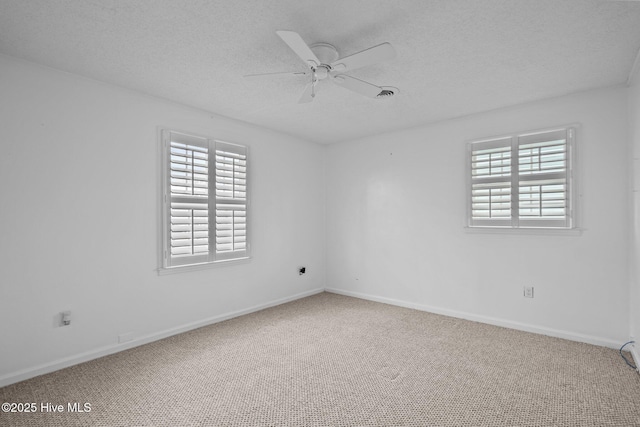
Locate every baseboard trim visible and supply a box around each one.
[325,288,622,349]
[630,344,640,373]
[0,288,324,388]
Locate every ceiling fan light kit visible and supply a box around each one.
[245,30,398,103]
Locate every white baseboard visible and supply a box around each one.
[0,288,324,388]
[630,344,640,373]
[325,287,622,349]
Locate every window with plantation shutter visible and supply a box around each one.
[468,127,575,229]
[160,130,249,270]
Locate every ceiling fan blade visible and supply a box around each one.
[244,71,309,78]
[276,30,320,67]
[330,43,396,73]
[298,82,316,103]
[332,75,383,98]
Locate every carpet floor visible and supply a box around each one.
[1,292,639,426]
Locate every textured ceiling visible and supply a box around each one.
[1,0,640,144]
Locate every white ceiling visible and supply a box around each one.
[1,0,640,144]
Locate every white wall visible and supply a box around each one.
[0,55,326,385]
[326,86,630,347]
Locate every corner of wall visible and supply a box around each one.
[322,143,329,291]
[628,46,640,343]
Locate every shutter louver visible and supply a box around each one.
[471,145,511,178]
[519,141,566,175]
[170,202,208,256]
[170,143,208,197]
[469,138,513,227]
[215,149,247,199]
[517,130,570,228]
[471,182,511,218]
[519,180,566,218]
[215,142,248,260]
[165,133,210,267]
[215,204,246,252]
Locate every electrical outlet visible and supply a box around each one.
[61,311,72,326]
[524,286,534,298]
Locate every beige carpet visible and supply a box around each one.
[1,292,639,426]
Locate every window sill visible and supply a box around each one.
[157,257,251,276]
[464,226,583,236]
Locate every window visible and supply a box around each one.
[468,127,575,229]
[160,129,249,270]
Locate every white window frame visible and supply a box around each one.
[466,126,578,231]
[158,129,250,274]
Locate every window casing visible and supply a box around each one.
[468,127,576,229]
[161,130,249,270]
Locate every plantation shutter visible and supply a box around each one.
[469,137,513,227]
[214,141,248,261]
[468,127,574,229]
[162,131,249,269]
[517,129,572,228]
[165,131,210,267]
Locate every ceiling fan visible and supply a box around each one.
[245,30,398,103]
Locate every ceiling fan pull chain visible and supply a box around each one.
[312,75,317,98]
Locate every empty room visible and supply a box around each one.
[2,0,640,426]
